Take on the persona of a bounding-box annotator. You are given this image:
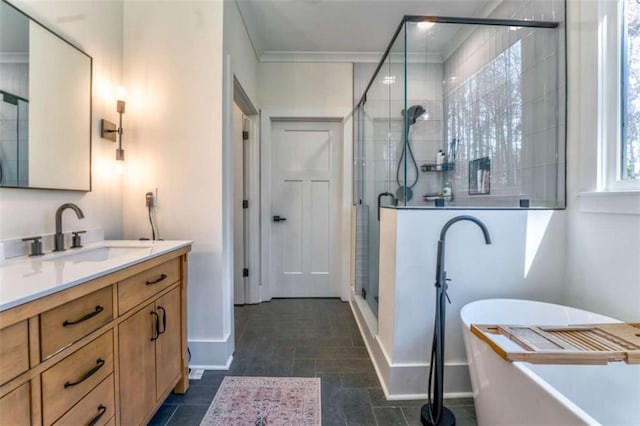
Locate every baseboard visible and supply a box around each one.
[188,333,234,369]
[189,355,233,371]
[349,296,472,400]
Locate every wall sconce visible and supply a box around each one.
[101,99,126,161]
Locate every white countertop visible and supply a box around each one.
[0,240,192,313]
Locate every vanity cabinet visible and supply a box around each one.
[0,245,190,426]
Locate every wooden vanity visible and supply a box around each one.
[0,243,191,426]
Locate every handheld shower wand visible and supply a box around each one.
[396,105,425,203]
[421,215,491,426]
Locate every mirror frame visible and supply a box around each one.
[1,0,93,192]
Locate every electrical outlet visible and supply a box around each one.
[145,192,154,207]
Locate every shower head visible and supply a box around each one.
[402,105,426,125]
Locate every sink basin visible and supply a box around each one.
[44,246,149,263]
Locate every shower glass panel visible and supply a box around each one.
[353,13,565,316]
[0,91,29,186]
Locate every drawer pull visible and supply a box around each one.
[150,311,160,341]
[62,305,104,326]
[145,274,167,285]
[87,404,107,426]
[64,358,105,388]
[157,306,167,335]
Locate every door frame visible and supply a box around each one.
[260,110,352,302]
[232,78,260,305]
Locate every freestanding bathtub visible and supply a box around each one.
[461,299,640,425]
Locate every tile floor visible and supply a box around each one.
[149,298,477,426]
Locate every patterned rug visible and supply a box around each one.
[200,376,321,426]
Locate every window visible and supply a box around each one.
[621,0,639,181]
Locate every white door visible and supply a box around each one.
[271,121,341,297]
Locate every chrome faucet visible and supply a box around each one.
[54,203,85,252]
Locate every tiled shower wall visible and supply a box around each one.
[354,61,445,206]
[0,61,29,187]
[354,1,565,209]
[443,1,566,207]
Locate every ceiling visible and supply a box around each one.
[235,0,499,61]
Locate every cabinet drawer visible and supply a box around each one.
[52,375,115,426]
[42,330,114,426]
[41,286,113,360]
[118,258,180,313]
[0,382,30,426]
[0,320,29,385]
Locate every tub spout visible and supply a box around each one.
[439,215,491,244]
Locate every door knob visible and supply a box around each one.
[273,215,287,222]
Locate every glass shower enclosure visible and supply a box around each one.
[353,14,566,315]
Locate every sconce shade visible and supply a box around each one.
[117,100,126,114]
[116,148,125,161]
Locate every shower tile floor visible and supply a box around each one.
[149,298,477,426]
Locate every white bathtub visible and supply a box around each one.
[460,299,640,426]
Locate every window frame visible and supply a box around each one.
[599,0,639,191]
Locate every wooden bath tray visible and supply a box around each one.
[470,323,640,365]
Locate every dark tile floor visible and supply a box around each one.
[149,298,477,426]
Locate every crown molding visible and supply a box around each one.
[260,51,383,63]
[259,50,443,64]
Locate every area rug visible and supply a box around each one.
[200,376,321,426]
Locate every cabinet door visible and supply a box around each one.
[0,320,29,386]
[155,287,182,400]
[0,382,30,426]
[118,304,156,425]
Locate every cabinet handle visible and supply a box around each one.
[64,358,105,388]
[87,404,107,426]
[62,305,104,326]
[145,274,167,285]
[157,306,167,335]
[150,311,160,341]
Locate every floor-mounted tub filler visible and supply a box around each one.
[461,299,640,426]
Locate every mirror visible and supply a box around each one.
[0,0,92,191]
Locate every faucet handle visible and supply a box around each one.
[71,231,86,249]
[22,236,44,256]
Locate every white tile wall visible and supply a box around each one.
[354,62,446,208]
[443,0,565,207]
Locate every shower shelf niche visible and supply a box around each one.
[421,163,455,172]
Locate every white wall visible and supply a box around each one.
[122,1,231,367]
[223,1,258,106]
[564,0,640,322]
[375,207,566,398]
[259,62,352,111]
[258,62,353,301]
[0,0,124,244]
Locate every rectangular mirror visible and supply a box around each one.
[0,0,92,191]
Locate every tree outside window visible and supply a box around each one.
[622,0,640,180]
